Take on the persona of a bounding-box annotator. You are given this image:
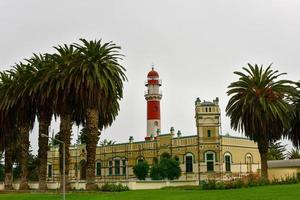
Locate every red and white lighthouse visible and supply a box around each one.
[145,67,162,140]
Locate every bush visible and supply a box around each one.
[133,160,149,180]
[100,183,129,192]
[159,158,181,180]
[297,172,300,182]
[150,153,181,180]
[201,180,217,190]
[150,164,162,180]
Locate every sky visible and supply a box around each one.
[0,0,299,154]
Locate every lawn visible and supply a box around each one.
[0,184,299,200]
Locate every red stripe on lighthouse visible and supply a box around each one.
[147,101,160,119]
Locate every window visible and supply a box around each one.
[205,107,208,112]
[115,160,120,175]
[137,157,144,164]
[207,130,211,137]
[122,160,126,175]
[225,155,231,172]
[185,153,193,173]
[209,107,211,112]
[96,162,101,176]
[109,160,113,175]
[206,152,215,172]
[246,154,253,173]
[48,164,52,178]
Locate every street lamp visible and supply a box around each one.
[41,133,65,200]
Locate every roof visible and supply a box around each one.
[199,101,215,106]
[147,68,159,78]
[267,159,300,168]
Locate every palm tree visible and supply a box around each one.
[49,45,81,190]
[100,139,116,146]
[5,62,37,190]
[0,71,17,190]
[267,141,286,160]
[226,64,293,179]
[287,148,300,159]
[286,82,300,148]
[26,54,54,190]
[66,39,127,190]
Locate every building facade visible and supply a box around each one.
[47,68,261,182]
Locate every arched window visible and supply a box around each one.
[224,152,232,172]
[245,154,253,173]
[185,153,193,173]
[205,151,215,172]
[80,160,87,180]
[47,163,53,178]
[137,156,144,164]
[95,161,101,176]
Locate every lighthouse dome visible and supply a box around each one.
[147,68,159,78]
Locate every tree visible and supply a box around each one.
[5,62,38,190]
[133,160,149,180]
[267,141,286,160]
[100,139,116,146]
[226,64,294,179]
[0,152,3,182]
[286,82,300,148]
[69,39,127,190]
[287,148,300,159]
[150,153,181,180]
[49,44,80,190]
[26,54,54,190]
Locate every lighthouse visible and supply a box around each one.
[145,67,162,140]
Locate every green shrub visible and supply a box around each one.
[100,183,129,192]
[297,172,300,182]
[202,180,217,190]
[133,160,149,180]
[150,164,162,180]
[215,182,225,190]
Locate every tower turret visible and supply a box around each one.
[145,67,162,140]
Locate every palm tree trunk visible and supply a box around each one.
[38,111,52,190]
[19,124,30,190]
[257,137,269,179]
[4,145,13,190]
[85,108,99,190]
[59,112,72,191]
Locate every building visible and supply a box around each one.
[46,68,261,182]
[268,159,300,181]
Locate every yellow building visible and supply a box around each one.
[47,97,261,182]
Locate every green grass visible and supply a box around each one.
[0,184,299,200]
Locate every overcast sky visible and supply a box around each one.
[1,0,299,154]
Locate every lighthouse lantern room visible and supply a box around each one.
[144,67,162,140]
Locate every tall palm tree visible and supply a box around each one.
[226,64,293,179]
[26,54,54,190]
[286,81,300,148]
[49,45,81,190]
[5,63,37,189]
[0,72,18,190]
[66,39,127,190]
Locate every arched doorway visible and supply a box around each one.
[80,160,87,180]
